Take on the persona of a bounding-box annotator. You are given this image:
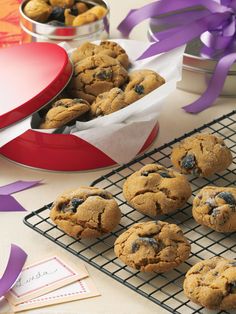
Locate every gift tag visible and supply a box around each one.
[6,256,87,305]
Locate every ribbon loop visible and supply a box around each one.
[0,244,27,298]
[0,180,42,212]
[118,0,236,113]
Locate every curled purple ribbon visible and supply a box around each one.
[0,244,27,299]
[0,180,42,212]
[118,0,236,113]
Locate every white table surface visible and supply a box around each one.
[0,0,235,313]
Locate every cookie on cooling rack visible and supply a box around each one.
[114,220,191,272]
[123,163,191,218]
[192,186,236,232]
[184,256,236,310]
[50,186,121,239]
[171,133,232,177]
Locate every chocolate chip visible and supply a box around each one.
[96,70,113,80]
[47,20,65,26]
[134,84,144,95]
[181,154,196,170]
[49,7,65,22]
[217,192,235,205]
[131,237,159,253]
[228,281,236,293]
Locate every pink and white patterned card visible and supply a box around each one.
[6,256,88,305]
[13,277,100,312]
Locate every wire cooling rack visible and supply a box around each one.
[24,110,236,314]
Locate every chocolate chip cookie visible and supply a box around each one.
[91,88,128,117]
[171,133,232,177]
[68,54,128,103]
[114,221,190,272]
[50,186,121,239]
[71,41,130,69]
[192,186,236,232]
[39,98,90,129]
[124,70,165,104]
[123,164,192,218]
[184,256,236,310]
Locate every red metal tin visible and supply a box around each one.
[0,124,158,171]
[0,42,158,171]
[0,42,72,129]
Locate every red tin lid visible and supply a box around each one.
[0,42,72,129]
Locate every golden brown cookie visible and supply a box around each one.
[91,88,128,117]
[114,221,190,272]
[124,70,165,104]
[184,257,236,310]
[24,0,52,23]
[71,41,130,69]
[100,41,130,69]
[192,186,236,232]
[123,164,192,218]
[72,5,107,26]
[68,54,128,104]
[50,186,121,239]
[71,42,114,64]
[39,98,90,129]
[171,133,232,177]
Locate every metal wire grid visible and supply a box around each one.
[24,110,236,314]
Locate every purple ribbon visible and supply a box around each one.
[0,180,42,212]
[0,244,27,298]
[118,0,236,113]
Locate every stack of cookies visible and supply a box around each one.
[49,132,236,311]
[38,40,165,130]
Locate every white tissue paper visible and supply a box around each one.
[0,39,185,164]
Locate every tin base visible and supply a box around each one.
[0,124,159,171]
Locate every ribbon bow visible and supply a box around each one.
[0,180,42,212]
[118,0,236,113]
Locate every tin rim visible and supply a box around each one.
[148,26,236,74]
[19,0,110,40]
